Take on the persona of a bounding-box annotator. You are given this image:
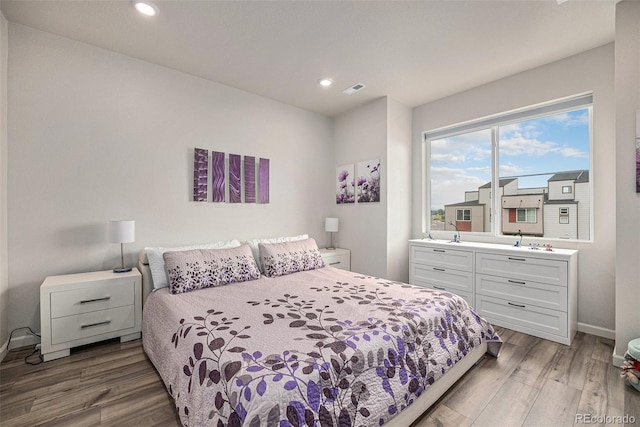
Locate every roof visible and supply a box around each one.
[479,178,517,189]
[548,170,589,183]
[444,201,486,208]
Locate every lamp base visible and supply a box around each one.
[113,267,132,273]
[326,247,336,251]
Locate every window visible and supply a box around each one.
[559,207,569,224]
[425,94,591,241]
[456,209,471,221]
[516,208,536,223]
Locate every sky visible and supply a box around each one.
[430,108,590,210]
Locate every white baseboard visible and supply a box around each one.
[612,346,625,367]
[7,333,39,350]
[577,322,615,340]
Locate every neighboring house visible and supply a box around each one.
[444,171,589,239]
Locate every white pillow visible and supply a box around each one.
[245,234,309,272]
[145,240,241,289]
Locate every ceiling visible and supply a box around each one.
[0,0,616,117]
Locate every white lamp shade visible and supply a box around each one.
[325,218,339,233]
[108,220,135,243]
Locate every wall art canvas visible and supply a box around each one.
[636,110,640,193]
[336,164,355,204]
[259,158,270,204]
[244,156,256,203]
[211,151,225,203]
[229,154,241,203]
[193,148,208,202]
[356,159,381,203]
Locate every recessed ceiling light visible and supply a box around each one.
[319,79,333,87]
[132,0,159,17]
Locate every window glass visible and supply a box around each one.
[426,100,591,241]
[498,108,589,239]
[429,129,492,233]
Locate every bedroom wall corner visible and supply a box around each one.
[333,98,389,278]
[613,0,640,366]
[0,10,9,361]
[411,44,616,334]
[6,24,334,339]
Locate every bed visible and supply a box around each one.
[140,239,501,426]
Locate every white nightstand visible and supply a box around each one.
[40,268,142,361]
[320,248,351,271]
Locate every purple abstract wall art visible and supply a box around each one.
[229,154,241,203]
[212,151,225,203]
[244,156,256,203]
[259,158,270,204]
[193,148,208,202]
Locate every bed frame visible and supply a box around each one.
[138,250,487,426]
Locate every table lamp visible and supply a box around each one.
[325,217,339,250]
[109,220,135,273]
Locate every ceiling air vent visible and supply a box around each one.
[342,83,367,95]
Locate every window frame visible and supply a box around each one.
[516,208,537,223]
[423,93,593,242]
[562,186,572,194]
[456,208,471,222]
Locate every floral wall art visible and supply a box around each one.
[336,164,355,204]
[356,159,381,203]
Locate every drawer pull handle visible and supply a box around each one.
[329,262,341,266]
[508,257,526,261]
[79,297,111,304]
[433,267,445,272]
[433,249,446,253]
[433,286,445,290]
[508,302,526,308]
[81,320,111,329]
[508,279,526,285]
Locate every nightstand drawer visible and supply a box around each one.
[51,305,135,345]
[320,248,350,271]
[50,280,135,318]
[323,253,349,269]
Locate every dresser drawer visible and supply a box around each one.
[475,252,567,286]
[476,273,567,312]
[51,305,135,345]
[410,245,473,272]
[475,294,567,338]
[410,263,473,293]
[50,279,135,318]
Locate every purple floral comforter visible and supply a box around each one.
[142,267,501,427]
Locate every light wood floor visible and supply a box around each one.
[1,327,639,426]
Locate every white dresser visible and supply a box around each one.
[40,268,142,361]
[409,239,578,345]
[320,248,351,271]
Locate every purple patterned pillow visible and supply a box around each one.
[259,238,325,277]
[163,245,260,294]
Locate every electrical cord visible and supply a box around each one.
[6,326,43,365]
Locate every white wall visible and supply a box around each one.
[6,24,334,343]
[386,98,412,283]
[614,0,640,364]
[412,44,616,334]
[331,97,412,282]
[332,98,388,278]
[0,10,8,358]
